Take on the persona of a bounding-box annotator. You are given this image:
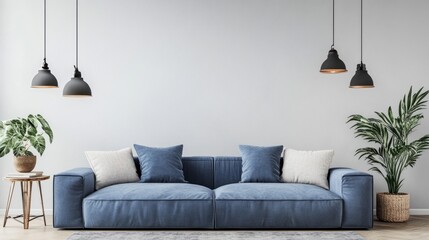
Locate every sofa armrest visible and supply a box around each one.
[53,168,95,228]
[329,168,373,228]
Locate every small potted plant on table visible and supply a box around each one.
[0,114,53,172]
[348,87,429,222]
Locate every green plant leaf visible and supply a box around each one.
[27,114,38,128]
[25,117,37,136]
[29,135,46,156]
[35,114,53,143]
[0,138,11,157]
[6,127,16,139]
[0,121,4,135]
[13,145,27,156]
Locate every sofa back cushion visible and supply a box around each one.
[133,156,215,189]
[214,157,242,188]
[214,157,284,189]
[132,156,283,189]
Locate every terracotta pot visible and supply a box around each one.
[376,192,410,222]
[14,156,37,173]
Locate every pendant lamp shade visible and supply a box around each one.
[320,0,347,74]
[350,0,374,88]
[350,63,374,88]
[320,49,347,73]
[31,0,58,88]
[63,78,91,96]
[32,63,58,88]
[63,67,92,96]
[63,0,92,97]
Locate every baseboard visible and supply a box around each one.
[0,208,53,215]
[372,209,429,215]
[410,209,429,215]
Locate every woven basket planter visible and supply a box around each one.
[376,192,410,222]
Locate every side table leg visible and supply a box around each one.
[21,181,32,229]
[3,182,15,227]
[26,182,32,229]
[38,181,47,226]
[20,182,26,228]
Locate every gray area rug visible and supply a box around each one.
[66,231,365,240]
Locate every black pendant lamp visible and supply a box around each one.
[320,0,347,74]
[63,0,92,97]
[31,0,58,88]
[350,0,374,88]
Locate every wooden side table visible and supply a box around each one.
[3,175,50,229]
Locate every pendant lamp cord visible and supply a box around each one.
[76,0,79,69]
[42,0,48,68]
[361,0,363,64]
[331,0,335,49]
[43,0,46,60]
[73,0,82,78]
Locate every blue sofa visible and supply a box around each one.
[53,156,373,229]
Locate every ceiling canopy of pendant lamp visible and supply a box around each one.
[31,0,58,88]
[350,0,374,88]
[320,0,347,74]
[63,0,92,97]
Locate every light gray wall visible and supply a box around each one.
[1,0,429,212]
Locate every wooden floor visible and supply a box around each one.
[1,215,428,240]
[358,215,429,240]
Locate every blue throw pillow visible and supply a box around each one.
[239,145,283,182]
[134,144,186,183]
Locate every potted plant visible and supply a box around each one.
[348,87,429,222]
[0,114,53,172]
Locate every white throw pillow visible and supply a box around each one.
[281,149,334,189]
[85,148,140,190]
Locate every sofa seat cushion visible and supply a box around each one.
[83,183,214,228]
[214,183,343,228]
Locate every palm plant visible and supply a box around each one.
[348,87,429,194]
